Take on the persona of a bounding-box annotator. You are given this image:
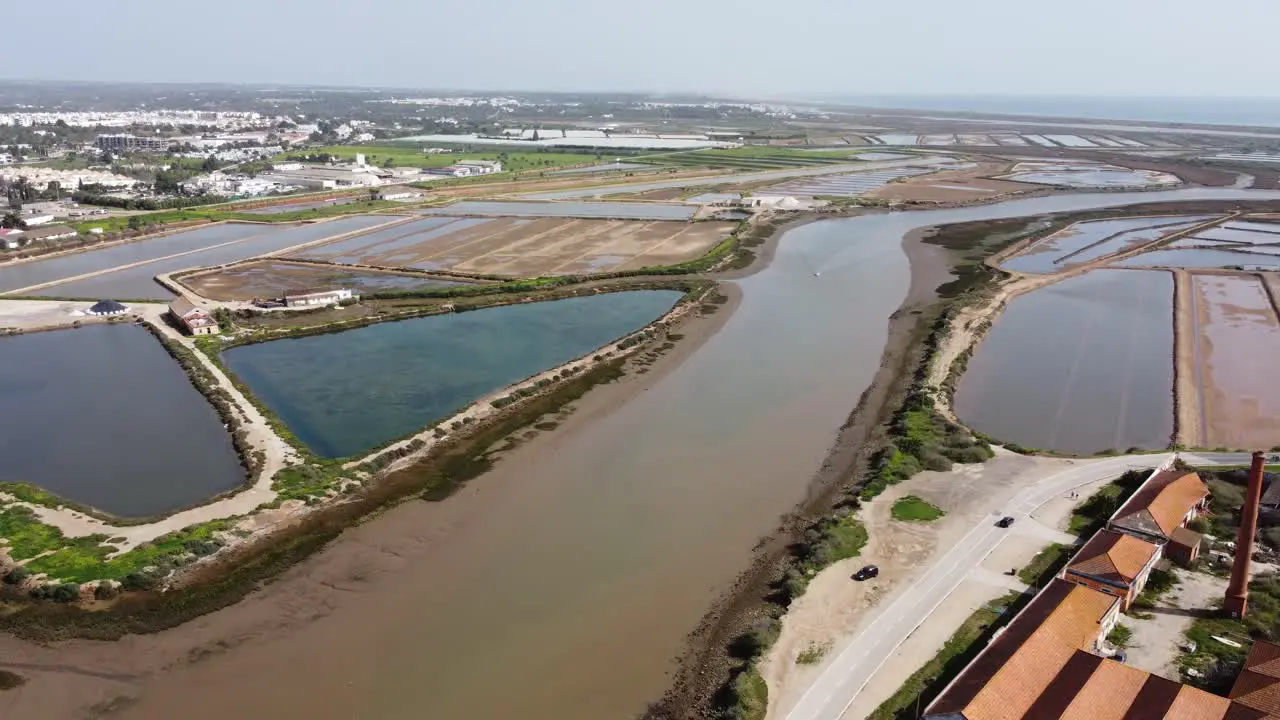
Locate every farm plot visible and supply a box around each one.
[182,260,474,301]
[288,216,734,277]
[1186,274,1280,448]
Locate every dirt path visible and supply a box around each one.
[1173,271,1204,446]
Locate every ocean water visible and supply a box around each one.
[833,95,1280,128]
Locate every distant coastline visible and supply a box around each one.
[821,95,1280,128]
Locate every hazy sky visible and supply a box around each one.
[7,0,1279,97]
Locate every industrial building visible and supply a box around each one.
[924,455,1267,720]
[426,159,503,177]
[0,228,25,249]
[283,288,355,307]
[169,297,220,335]
[20,225,77,243]
[95,134,171,152]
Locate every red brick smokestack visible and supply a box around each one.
[1225,451,1266,618]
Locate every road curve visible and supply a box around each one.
[782,451,1252,720]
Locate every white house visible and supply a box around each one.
[282,288,356,307]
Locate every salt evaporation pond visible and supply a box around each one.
[0,324,245,517]
[420,201,696,220]
[999,216,1211,273]
[222,290,682,458]
[1112,248,1280,270]
[15,216,394,299]
[1003,163,1178,188]
[955,269,1174,454]
[0,222,268,293]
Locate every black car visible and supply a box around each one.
[996,516,1015,528]
[853,565,879,581]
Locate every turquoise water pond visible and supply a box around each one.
[223,290,682,458]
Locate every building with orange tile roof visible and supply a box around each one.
[1108,465,1210,544]
[1231,640,1280,717]
[1062,529,1162,609]
[925,580,1121,720]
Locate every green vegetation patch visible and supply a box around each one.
[1018,543,1075,588]
[1107,622,1133,648]
[862,388,993,500]
[891,495,945,522]
[728,664,768,720]
[1068,469,1147,537]
[0,500,237,586]
[1131,568,1179,610]
[1180,573,1280,693]
[868,591,1026,720]
[796,642,831,665]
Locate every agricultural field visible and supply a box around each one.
[281,145,604,173]
[180,260,475,301]
[287,215,734,277]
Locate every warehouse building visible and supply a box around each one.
[169,297,220,335]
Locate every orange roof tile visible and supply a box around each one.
[1245,640,1280,680]
[960,583,1118,720]
[1057,659,1147,720]
[1066,530,1160,585]
[1166,684,1233,719]
[1232,641,1280,716]
[1112,468,1209,537]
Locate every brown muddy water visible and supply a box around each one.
[5,188,1280,720]
[955,269,1175,454]
[1190,273,1280,448]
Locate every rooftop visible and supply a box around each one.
[1065,530,1160,586]
[927,580,1119,719]
[1231,640,1280,716]
[1110,467,1210,539]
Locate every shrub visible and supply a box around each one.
[122,572,158,591]
[51,583,81,603]
[920,450,953,472]
[2,566,29,585]
[94,582,120,600]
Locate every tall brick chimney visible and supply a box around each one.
[1225,451,1266,618]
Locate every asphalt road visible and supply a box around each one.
[782,451,1252,720]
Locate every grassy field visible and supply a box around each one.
[1018,543,1074,587]
[1067,469,1147,536]
[891,495,945,522]
[284,145,602,173]
[70,197,406,234]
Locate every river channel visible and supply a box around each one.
[6,188,1280,720]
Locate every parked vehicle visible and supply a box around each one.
[996,516,1015,528]
[852,565,879,581]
